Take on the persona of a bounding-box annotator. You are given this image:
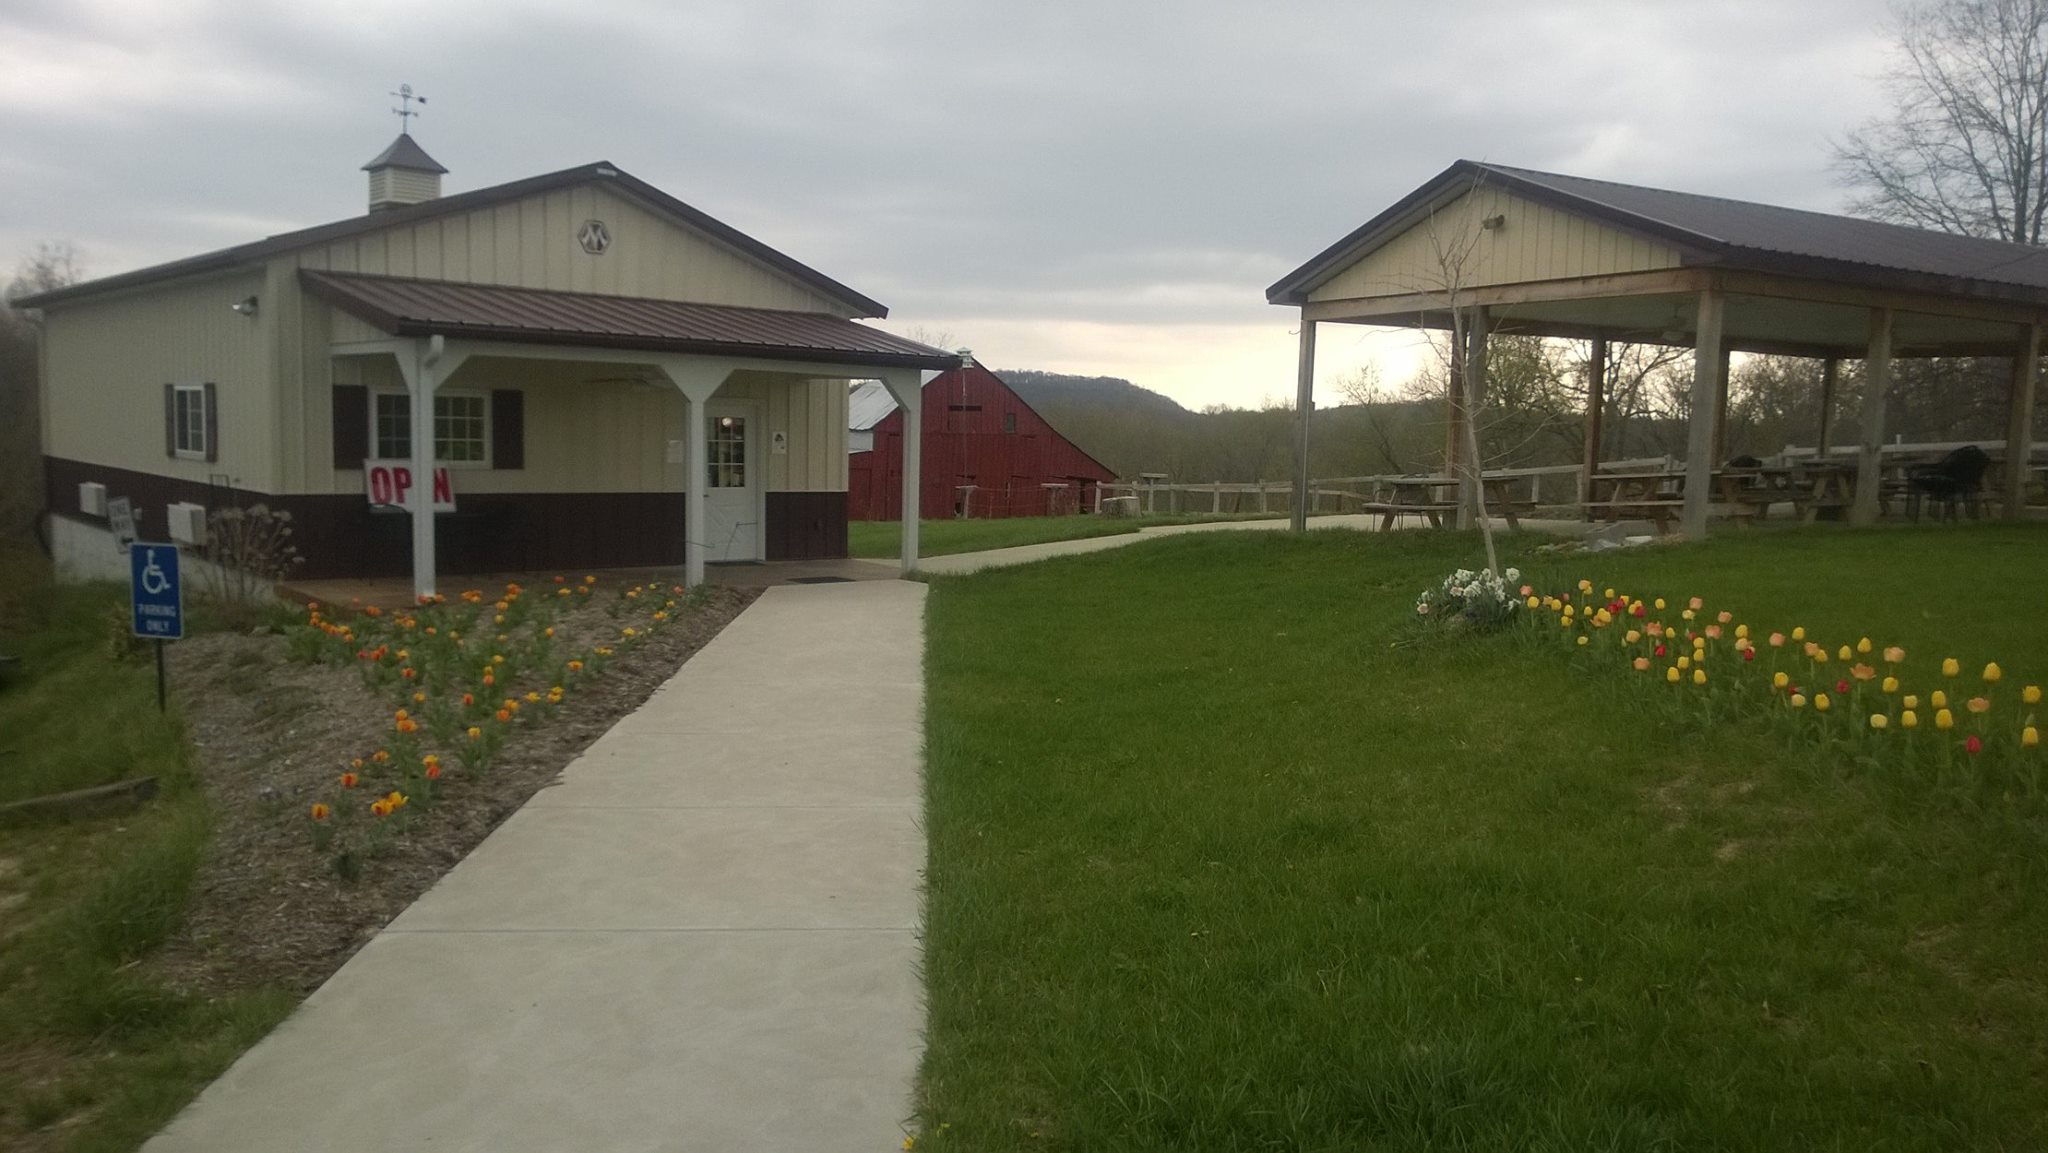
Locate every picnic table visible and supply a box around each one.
[1363,475,1536,531]
[1584,466,1825,531]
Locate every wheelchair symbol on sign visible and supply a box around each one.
[140,550,171,596]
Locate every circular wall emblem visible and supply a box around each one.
[577,220,611,255]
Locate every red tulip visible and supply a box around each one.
[1965,735,1983,756]
[1742,649,1756,662]
[1654,644,1666,657]
[1835,679,1850,695]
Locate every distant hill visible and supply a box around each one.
[997,371,1194,422]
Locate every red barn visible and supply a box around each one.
[848,364,1116,520]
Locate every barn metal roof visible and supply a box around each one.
[301,271,958,370]
[1269,159,2048,306]
[848,379,900,430]
[17,161,888,317]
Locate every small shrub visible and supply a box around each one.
[1414,566,1523,631]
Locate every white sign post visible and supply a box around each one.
[363,461,456,513]
[107,496,137,553]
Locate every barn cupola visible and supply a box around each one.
[361,133,447,213]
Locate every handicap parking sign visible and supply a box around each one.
[130,543,184,640]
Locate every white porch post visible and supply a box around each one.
[1681,288,1725,538]
[1852,308,1894,526]
[400,337,439,601]
[881,368,934,572]
[658,362,726,588]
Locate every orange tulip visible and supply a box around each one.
[310,802,331,821]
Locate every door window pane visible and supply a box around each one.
[708,415,747,488]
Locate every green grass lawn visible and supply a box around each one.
[0,559,292,1152]
[918,523,2048,1150]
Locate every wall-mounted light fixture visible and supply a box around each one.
[230,295,259,318]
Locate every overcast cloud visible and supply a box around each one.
[1,0,1898,407]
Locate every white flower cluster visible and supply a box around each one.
[1415,566,1522,628]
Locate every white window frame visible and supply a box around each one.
[367,388,492,468]
[172,383,209,460]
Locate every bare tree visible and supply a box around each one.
[1835,0,2048,243]
[3,242,84,548]
[1407,198,1502,575]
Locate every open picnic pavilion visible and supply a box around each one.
[1270,160,2048,535]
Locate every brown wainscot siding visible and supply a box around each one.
[44,457,690,579]
[765,491,847,561]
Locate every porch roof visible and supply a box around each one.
[303,271,958,370]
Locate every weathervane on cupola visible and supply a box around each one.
[390,83,426,131]
[362,84,448,213]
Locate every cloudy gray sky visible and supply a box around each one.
[2,0,1898,407]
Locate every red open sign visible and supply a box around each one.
[364,461,456,512]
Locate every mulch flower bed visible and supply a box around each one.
[151,577,758,996]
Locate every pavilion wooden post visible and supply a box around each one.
[1579,336,1607,517]
[1457,306,1489,530]
[1712,355,1733,462]
[2006,322,2041,519]
[1290,317,1316,532]
[1816,357,1840,458]
[1852,308,1894,525]
[1681,289,1726,537]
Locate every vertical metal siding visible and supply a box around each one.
[41,270,274,491]
[1306,188,1683,303]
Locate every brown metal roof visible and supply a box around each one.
[1270,159,2048,307]
[301,271,958,370]
[17,162,888,317]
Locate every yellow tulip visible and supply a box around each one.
[1735,624,1749,639]
[1901,709,1918,729]
[1603,587,1615,599]
[1791,693,1808,709]
[1654,598,1667,610]
[1931,690,1948,709]
[1983,662,2003,683]
[1773,671,1790,688]
[1526,596,1540,608]
[1625,629,1642,644]
[1693,668,1707,686]
[1682,609,1696,621]
[1936,708,1954,731]
[1666,666,1681,684]
[1815,693,1832,713]
[2025,685,2042,705]
[1677,655,1691,670]
[1837,645,1853,661]
[1903,694,1919,709]
[1577,636,1589,647]
[1942,657,1960,677]
[1858,637,1873,654]
[1869,713,1888,730]
[1578,579,1593,592]
[1882,676,1898,693]
[1792,626,1806,641]
[2025,726,2040,748]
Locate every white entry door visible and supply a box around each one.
[703,402,762,562]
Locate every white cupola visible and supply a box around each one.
[361,133,448,213]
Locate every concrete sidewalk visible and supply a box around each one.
[148,581,927,1153]
[914,513,1581,576]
